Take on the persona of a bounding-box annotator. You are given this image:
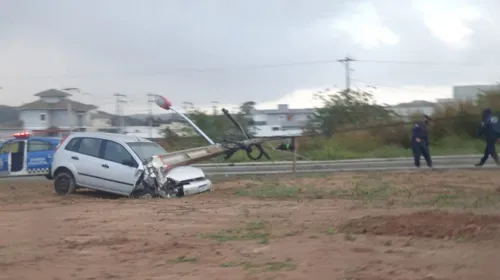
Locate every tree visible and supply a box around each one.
[233,101,258,138]
[307,89,393,137]
[184,109,227,141]
[239,101,256,115]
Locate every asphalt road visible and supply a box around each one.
[0,154,496,183]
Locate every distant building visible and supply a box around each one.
[122,126,165,139]
[388,100,437,120]
[160,121,196,137]
[0,120,24,137]
[250,104,315,131]
[435,98,461,108]
[453,84,500,102]
[117,121,197,139]
[17,89,97,136]
[88,111,113,131]
[252,125,303,137]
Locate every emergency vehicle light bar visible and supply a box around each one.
[13,132,31,138]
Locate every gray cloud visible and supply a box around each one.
[0,0,499,111]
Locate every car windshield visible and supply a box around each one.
[127,142,168,161]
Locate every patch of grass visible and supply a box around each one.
[233,178,395,201]
[408,189,500,209]
[169,256,198,263]
[235,184,299,198]
[227,172,500,209]
[344,233,356,241]
[327,181,394,203]
[160,135,491,163]
[284,231,300,237]
[221,260,297,272]
[220,262,237,267]
[203,221,270,244]
[263,261,297,272]
[326,227,337,235]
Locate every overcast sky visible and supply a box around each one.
[1,0,499,115]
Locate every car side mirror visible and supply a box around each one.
[122,159,138,168]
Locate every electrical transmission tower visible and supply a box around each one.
[146,93,157,138]
[114,93,127,134]
[337,56,355,91]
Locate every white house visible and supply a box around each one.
[160,121,196,137]
[252,125,303,137]
[17,89,97,136]
[453,84,500,102]
[88,111,113,131]
[387,100,437,120]
[250,104,315,132]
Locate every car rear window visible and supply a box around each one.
[127,142,167,161]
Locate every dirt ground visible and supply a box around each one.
[2,170,500,280]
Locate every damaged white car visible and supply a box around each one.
[50,133,213,198]
[50,95,289,198]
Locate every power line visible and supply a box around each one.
[355,59,487,66]
[0,59,494,80]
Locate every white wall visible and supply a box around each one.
[252,114,268,124]
[252,125,303,137]
[20,109,91,129]
[90,118,112,130]
[453,85,500,101]
[389,106,435,119]
[253,113,312,126]
[123,126,164,138]
[19,110,50,130]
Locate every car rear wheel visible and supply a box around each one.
[54,171,77,196]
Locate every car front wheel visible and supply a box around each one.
[53,171,77,196]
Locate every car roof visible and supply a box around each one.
[1,136,60,143]
[68,132,154,143]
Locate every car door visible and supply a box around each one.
[69,137,106,188]
[26,139,53,175]
[95,140,141,195]
[0,144,8,175]
[0,141,22,174]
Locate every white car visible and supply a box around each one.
[50,132,212,198]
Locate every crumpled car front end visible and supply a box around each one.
[165,166,212,196]
[132,155,212,198]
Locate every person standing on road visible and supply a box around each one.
[411,115,433,168]
[475,108,500,167]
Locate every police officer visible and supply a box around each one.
[475,108,500,167]
[411,114,433,168]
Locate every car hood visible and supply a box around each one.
[166,166,206,182]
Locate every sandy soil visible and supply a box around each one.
[1,170,500,280]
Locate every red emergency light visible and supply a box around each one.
[13,132,31,138]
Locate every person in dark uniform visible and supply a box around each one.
[475,108,500,167]
[411,114,433,168]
